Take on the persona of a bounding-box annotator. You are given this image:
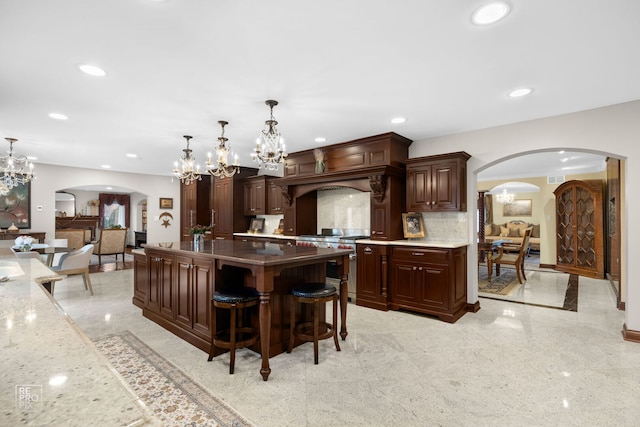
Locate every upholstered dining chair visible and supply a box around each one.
[50,244,94,296]
[94,228,127,264]
[494,228,532,284]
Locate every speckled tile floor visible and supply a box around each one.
[54,269,640,427]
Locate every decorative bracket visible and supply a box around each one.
[369,174,386,202]
[280,185,292,206]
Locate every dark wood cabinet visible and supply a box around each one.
[132,250,147,308]
[356,243,389,310]
[180,176,211,241]
[267,179,286,214]
[554,179,604,279]
[406,152,470,212]
[282,192,317,236]
[384,245,467,323]
[370,174,405,240]
[243,176,266,215]
[212,169,257,240]
[144,248,215,351]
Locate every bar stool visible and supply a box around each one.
[207,288,260,374]
[288,282,340,364]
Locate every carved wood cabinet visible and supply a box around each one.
[356,243,389,310]
[405,152,470,212]
[554,179,604,279]
[180,175,211,241]
[243,176,266,215]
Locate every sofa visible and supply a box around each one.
[483,220,541,251]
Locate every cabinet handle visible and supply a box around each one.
[412,266,417,271]
[412,252,424,256]
[364,247,373,255]
[418,267,423,271]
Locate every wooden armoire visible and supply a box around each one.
[554,179,604,279]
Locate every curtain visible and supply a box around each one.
[98,193,130,228]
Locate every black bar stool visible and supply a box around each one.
[288,282,340,364]
[207,288,260,374]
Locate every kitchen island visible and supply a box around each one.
[137,240,351,381]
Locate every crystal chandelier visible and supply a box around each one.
[206,120,239,179]
[495,188,514,204]
[172,135,202,185]
[0,137,36,195]
[251,99,288,171]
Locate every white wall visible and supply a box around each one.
[409,99,640,335]
[31,164,181,244]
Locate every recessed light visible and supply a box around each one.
[126,153,138,158]
[79,64,106,77]
[101,164,111,169]
[49,113,68,120]
[314,137,326,143]
[27,156,37,161]
[472,2,511,25]
[106,187,113,190]
[391,117,406,124]
[508,88,533,98]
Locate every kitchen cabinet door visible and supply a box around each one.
[356,244,389,310]
[176,255,194,329]
[133,251,147,308]
[147,250,175,320]
[406,152,469,212]
[192,257,214,337]
[267,179,285,214]
[244,176,266,215]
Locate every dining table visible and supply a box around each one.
[12,244,71,267]
[478,239,512,280]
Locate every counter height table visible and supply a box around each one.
[140,240,351,381]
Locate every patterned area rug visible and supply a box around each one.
[93,331,254,427]
[478,264,521,295]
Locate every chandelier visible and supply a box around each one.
[251,99,288,171]
[172,135,202,185]
[0,137,36,195]
[495,188,514,204]
[206,120,239,179]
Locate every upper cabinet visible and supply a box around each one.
[267,179,286,214]
[243,176,266,216]
[212,168,258,240]
[405,152,470,212]
[180,175,211,240]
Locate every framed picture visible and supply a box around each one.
[159,198,173,209]
[249,218,265,233]
[503,199,532,217]
[402,212,425,239]
[0,182,31,229]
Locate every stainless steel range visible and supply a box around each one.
[296,228,369,302]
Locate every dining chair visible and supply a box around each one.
[94,228,127,264]
[493,228,532,284]
[50,244,95,296]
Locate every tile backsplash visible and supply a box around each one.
[317,188,370,233]
[419,212,468,242]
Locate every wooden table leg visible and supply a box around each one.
[339,273,348,341]
[259,293,271,381]
[487,251,493,281]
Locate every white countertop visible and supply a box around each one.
[0,257,158,426]
[354,239,469,248]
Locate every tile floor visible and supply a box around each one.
[53,266,640,427]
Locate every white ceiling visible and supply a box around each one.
[1,1,639,179]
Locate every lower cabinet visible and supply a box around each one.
[356,244,468,323]
[143,248,215,352]
[356,243,389,311]
[132,251,147,308]
[389,246,467,323]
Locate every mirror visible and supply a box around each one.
[55,191,76,217]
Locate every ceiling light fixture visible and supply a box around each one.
[78,64,106,77]
[495,188,515,204]
[0,137,36,195]
[391,117,406,124]
[173,135,201,184]
[207,120,239,179]
[472,2,511,25]
[49,113,68,120]
[314,137,326,143]
[508,88,533,98]
[251,100,288,171]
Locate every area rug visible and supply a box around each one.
[478,265,521,295]
[93,330,254,427]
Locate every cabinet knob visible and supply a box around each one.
[412,266,417,271]
[418,267,423,271]
[364,247,373,255]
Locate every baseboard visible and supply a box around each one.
[622,324,640,343]
[467,301,481,313]
[539,263,555,269]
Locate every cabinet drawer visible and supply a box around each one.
[392,247,450,263]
